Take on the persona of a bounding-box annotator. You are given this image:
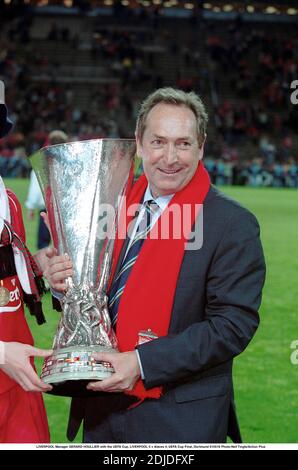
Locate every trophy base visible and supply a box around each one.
[46,379,111,398]
[41,345,116,397]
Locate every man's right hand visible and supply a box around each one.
[43,246,73,292]
[0,342,53,393]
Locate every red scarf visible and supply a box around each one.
[109,161,210,400]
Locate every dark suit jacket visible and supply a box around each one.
[67,185,266,443]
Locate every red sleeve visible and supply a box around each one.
[6,189,26,243]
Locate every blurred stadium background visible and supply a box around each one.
[1,0,298,443]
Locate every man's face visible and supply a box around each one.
[136,103,204,198]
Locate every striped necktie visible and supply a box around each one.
[108,199,159,328]
[0,219,46,324]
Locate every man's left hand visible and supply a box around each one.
[86,351,141,393]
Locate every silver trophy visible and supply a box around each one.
[29,139,135,396]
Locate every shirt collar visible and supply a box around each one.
[143,185,174,211]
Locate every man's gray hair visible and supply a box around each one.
[135,87,208,145]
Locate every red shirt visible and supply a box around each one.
[0,190,34,394]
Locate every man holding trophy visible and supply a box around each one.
[42,88,266,443]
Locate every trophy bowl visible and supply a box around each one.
[29,138,135,396]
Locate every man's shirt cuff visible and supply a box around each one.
[135,349,145,380]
